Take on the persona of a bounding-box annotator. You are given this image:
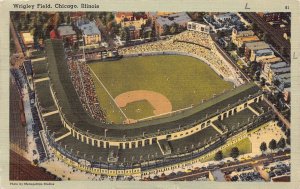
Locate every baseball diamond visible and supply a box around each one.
[88,55,233,123]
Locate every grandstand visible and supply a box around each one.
[28,38,274,176]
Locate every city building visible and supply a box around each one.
[213,12,234,24]
[20,32,34,49]
[69,12,86,22]
[121,15,147,29]
[257,12,282,22]
[203,13,245,32]
[251,48,275,62]
[115,12,134,24]
[120,14,148,39]
[147,12,177,22]
[264,62,290,85]
[155,12,191,36]
[128,26,140,40]
[231,29,259,48]
[244,41,270,62]
[258,56,282,65]
[77,21,101,46]
[262,61,288,79]
[57,25,77,45]
[187,22,210,33]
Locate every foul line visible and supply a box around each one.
[88,67,128,120]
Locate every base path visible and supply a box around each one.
[115,90,172,116]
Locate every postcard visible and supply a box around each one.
[0,0,299,188]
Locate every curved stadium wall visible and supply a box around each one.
[31,39,274,176]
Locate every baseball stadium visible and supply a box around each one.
[29,31,274,177]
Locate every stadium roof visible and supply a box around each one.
[43,39,261,139]
[44,113,70,139]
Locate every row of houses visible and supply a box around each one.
[50,19,101,47]
[115,12,192,38]
[237,36,290,101]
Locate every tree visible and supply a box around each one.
[230,147,239,159]
[277,138,286,149]
[144,31,152,39]
[214,151,223,161]
[120,27,130,41]
[269,139,277,152]
[237,47,245,57]
[260,142,267,153]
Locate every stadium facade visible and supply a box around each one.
[29,39,274,177]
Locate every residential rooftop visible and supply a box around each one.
[245,41,270,51]
[78,22,101,36]
[156,12,191,26]
[57,25,76,36]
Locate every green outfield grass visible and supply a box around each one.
[89,55,234,123]
[122,100,155,120]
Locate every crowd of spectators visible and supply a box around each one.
[119,31,236,81]
[67,58,106,121]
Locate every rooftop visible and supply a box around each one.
[237,36,259,43]
[156,12,191,26]
[213,13,234,20]
[270,61,288,69]
[245,41,270,51]
[258,56,282,64]
[271,67,290,74]
[78,22,101,36]
[21,32,34,45]
[254,48,274,55]
[57,25,76,36]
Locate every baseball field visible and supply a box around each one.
[88,55,234,124]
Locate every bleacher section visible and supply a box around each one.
[249,100,270,115]
[58,136,110,162]
[216,108,256,132]
[169,126,219,154]
[35,80,57,114]
[43,113,70,139]
[32,60,48,80]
